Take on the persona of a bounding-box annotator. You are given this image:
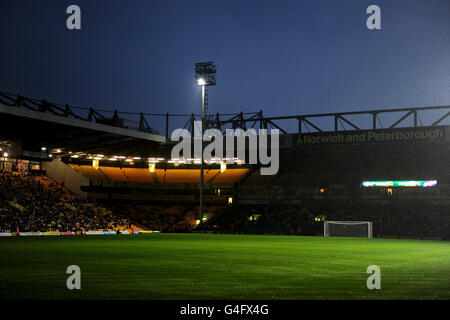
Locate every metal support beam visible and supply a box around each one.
[2,92,450,136]
[199,85,205,223]
[302,118,322,132]
[372,112,377,130]
[389,111,413,129]
[339,115,360,131]
[165,113,169,139]
[431,112,450,127]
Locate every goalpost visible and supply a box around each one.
[324,221,373,238]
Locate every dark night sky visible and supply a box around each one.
[1,0,449,132]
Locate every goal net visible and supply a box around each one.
[324,221,373,238]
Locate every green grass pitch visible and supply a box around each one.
[1,233,450,299]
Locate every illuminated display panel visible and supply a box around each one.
[362,180,437,188]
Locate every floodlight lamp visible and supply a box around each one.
[196,78,206,86]
[194,61,217,86]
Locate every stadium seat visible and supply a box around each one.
[122,168,154,183]
[69,164,108,181]
[99,167,128,182]
[213,168,249,183]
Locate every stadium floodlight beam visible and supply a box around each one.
[195,61,217,224]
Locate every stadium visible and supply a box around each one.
[1,2,450,309]
[1,92,449,300]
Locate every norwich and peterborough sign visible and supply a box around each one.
[296,126,447,146]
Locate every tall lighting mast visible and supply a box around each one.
[194,61,217,224]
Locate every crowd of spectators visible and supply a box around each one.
[1,169,448,240]
[198,201,450,240]
[108,202,193,232]
[0,170,129,232]
[109,202,224,232]
[0,169,224,233]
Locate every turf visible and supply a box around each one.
[0,233,449,300]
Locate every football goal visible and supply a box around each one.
[324,221,373,238]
